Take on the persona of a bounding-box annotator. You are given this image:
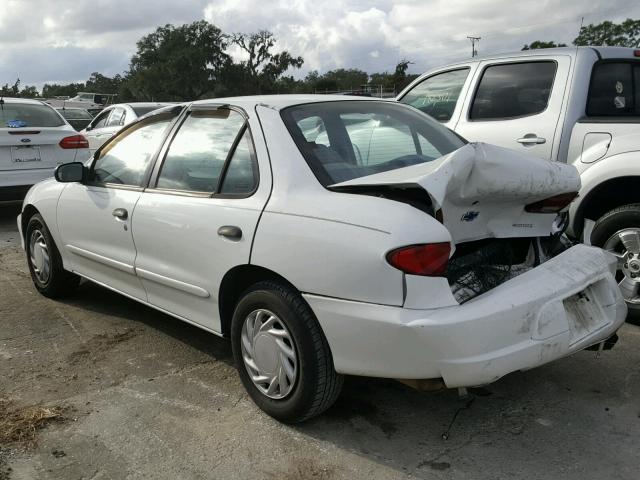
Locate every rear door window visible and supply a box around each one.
[470,61,557,120]
[400,68,470,122]
[587,61,640,116]
[89,109,111,130]
[156,109,249,193]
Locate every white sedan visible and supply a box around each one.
[0,97,89,201]
[17,96,626,422]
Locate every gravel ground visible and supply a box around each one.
[1,203,639,480]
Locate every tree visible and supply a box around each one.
[0,79,21,96]
[127,21,230,101]
[573,18,640,47]
[522,41,567,50]
[85,72,124,94]
[19,85,39,98]
[230,31,303,94]
[42,82,85,98]
[308,68,369,92]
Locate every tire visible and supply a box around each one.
[231,281,343,423]
[590,204,640,325]
[25,213,80,298]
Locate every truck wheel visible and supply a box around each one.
[230,281,343,423]
[590,204,640,325]
[26,214,80,298]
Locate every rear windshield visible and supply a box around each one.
[0,103,65,128]
[132,105,165,116]
[587,61,640,116]
[57,109,93,120]
[281,101,465,186]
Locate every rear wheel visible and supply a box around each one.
[591,204,640,325]
[25,214,80,298]
[231,281,343,423]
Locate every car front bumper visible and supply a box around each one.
[304,244,627,387]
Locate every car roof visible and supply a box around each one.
[0,97,49,105]
[191,94,390,111]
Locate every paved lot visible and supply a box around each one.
[0,203,639,480]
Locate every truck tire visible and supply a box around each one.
[590,204,640,325]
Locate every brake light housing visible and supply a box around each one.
[59,134,89,149]
[386,243,451,276]
[525,192,578,214]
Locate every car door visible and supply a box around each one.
[454,56,571,160]
[84,108,113,154]
[57,110,178,300]
[398,65,477,129]
[99,106,127,142]
[131,105,270,333]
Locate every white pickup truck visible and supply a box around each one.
[399,46,640,322]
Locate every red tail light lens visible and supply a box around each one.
[386,243,451,276]
[59,134,89,149]
[525,192,578,214]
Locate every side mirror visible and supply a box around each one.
[55,162,86,183]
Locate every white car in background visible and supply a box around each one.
[81,102,173,154]
[0,97,89,202]
[18,96,626,422]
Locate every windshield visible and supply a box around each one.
[132,105,166,117]
[281,101,465,186]
[0,102,65,128]
[57,109,93,120]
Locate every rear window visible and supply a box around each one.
[281,101,465,186]
[587,61,640,116]
[0,103,65,128]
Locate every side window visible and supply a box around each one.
[90,109,111,129]
[470,61,556,120]
[587,62,640,116]
[106,108,125,127]
[220,130,259,194]
[92,115,173,186]
[156,109,245,193]
[400,68,470,122]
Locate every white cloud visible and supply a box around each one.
[0,0,639,88]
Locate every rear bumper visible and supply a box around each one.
[0,168,54,192]
[304,245,626,387]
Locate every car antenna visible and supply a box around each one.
[0,96,4,110]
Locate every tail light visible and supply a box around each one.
[59,135,89,149]
[386,243,451,276]
[525,192,578,214]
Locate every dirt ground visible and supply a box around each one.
[1,202,639,480]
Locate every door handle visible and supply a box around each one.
[217,225,242,241]
[517,134,546,145]
[112,208,128,220]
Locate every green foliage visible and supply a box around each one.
[0,79,40,98]
[522,41,567,50]
[573,18,640,47]
[42,82,85,98]
[127,21,230,101]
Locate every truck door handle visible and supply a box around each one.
[217,225,242,241]
[517,134,546,145]
[112,208,128,220]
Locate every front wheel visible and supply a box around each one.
[25,213,80,298]
[231,281,343,423]
[590,204,640,325]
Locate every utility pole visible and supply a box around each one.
[467,36,481,57]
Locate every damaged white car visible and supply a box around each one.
[18,96,626,423]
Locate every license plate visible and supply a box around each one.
[11,146,41,163]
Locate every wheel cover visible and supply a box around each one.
[240,309,298,399]
[604,228,640,309]
[29,229,51,284]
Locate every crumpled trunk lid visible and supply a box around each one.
[331,142,580,244]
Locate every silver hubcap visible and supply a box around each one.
[29,229,51,284]
[240,309,297,399]
[604,228,640,309]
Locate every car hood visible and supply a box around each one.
[331,142,580,243]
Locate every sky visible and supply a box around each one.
[0,0,639,89]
